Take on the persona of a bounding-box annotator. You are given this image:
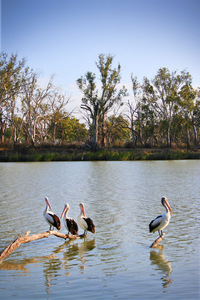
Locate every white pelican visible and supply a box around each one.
[149,196,173,237]
[60,203,79,235]
[78,202,95,235]
[43,197,61,231]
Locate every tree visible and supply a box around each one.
[0,53,26,142]
[123,100,139,146]
[21,72,53,145]
[143,68,192,147]
[192,89,200,146]
[106,115,130,146]
[96,54,127,147]
[77,72,99,149]
[55,116,88,145]
[178,85,200,147]
[123,75,144,146]
[48,91,71,145]
[77,54,127,149]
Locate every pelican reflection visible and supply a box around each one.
[63,238,95,273]
[0,237,95,294]
[150,249,172,289]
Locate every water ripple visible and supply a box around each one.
[0,161,199,299]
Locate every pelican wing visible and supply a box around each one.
[84,217,95,233]
[66,218,78,235]
[46,213,61,230]
[149,214,162,233]
[45,213,54,225]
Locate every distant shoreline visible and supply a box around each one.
[0,146,199,162]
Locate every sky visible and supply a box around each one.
[1,0,200,113]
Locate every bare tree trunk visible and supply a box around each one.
[138,109,143,146]
[192,124,198,145]
[0,230,80,262]
[0,121,6,143]
[167,126,171,147]
[131,129,137,146]
[186,126,191,148]
[92,102,99,150]
[101,113,106,148]
[53,122,56,145]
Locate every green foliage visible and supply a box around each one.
[106,115,130,146]
[55,116,88,143]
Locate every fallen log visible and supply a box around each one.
[0,230,80,262]
[150,233,165,248]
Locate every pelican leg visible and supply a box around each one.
[159,230,164,237]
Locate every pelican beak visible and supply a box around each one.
[81,205,85,217]
[166,201,174,216]
[46,197,52,210]
[61,205,68,219]
[60,207,65,219]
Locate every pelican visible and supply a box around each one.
[149,196,173,237]
[60,203,79,235]
[78,202,95,235]
[43,197,61,231]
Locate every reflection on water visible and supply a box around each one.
[150,249,172,289]
[0,237,96,295]
[0,253,55,274]
[43,238,95,294]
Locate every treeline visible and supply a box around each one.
[0,52,199,150]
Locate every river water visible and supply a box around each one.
[0,160,199,299]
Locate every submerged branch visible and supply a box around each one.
[150,233,165,248]
[0,230,80,262]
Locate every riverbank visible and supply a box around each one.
[0,145,199,162]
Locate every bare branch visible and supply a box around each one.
[0,230,80,262]
[150,233,165,248]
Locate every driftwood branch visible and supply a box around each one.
[0,230,80,262]
[150,233,165,248]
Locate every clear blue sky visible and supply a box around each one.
[1,0,200,111]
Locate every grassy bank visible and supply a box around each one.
[0,146,199,162]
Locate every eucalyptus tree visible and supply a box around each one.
[123,100,138,146]
[21,72,53,145]
[106,115,130,146]
[77,71,99,149]
[48,91,71,145]
[178,85,200,147]
[77,54,127,149]
[142,68,192,147]
[123,75,157,147]
[192,89,200,145]
[123,75,143,146]
[0,52,26,142]
[96,54,127,147]
[55,116,88,145]
[5,95,25,144]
